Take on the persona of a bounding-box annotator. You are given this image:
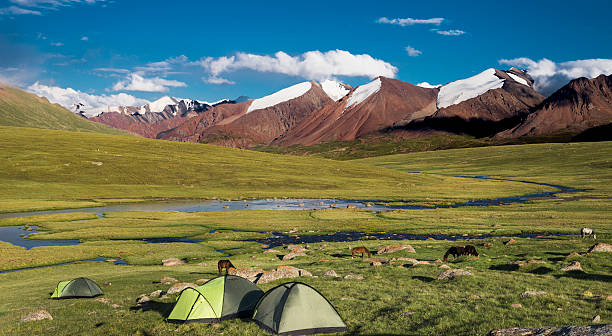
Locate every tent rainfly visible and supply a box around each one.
[252,282,347,335]
[167,274,264,323]
[50,277,104,299]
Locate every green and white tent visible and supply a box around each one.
[252,282,347,335]
[167,274,264,323]
[50,277,103,299]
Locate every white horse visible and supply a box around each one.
[581,227,596,240]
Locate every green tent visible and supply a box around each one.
[167,274,264,323]
[252,282,347,335]
[50,277,103,299]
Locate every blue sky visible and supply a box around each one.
[1,0,611,109]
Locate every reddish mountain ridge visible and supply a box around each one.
[161,81,333,147]
[277,77,438,146]
[497,74,612,137]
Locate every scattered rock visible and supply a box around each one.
[88,311,97,315]
[482,242,493,247]
[162,258,186,266]
[110,304,120,309]
[593,315,601,323]
[412,260,431,266]
[520,291,547,297]
[561,261,583,272]
[167,282,197,294]
[286,244,306,252]
[149,290,164,298]
[347,204,356,209]
[434,259,443,263]
[344,274,364,280]
[511,303,522,308]
[439,264,451,269]
[399,311,416,317]
[606,295,612,301]
[377,244,416,254]
[340,297,354,301]
[95,298,110,304]
[587,243,612,253]
[263,249,280,254]
[229,267,264,282]
[527,259,546,264]
[103,282,112,286]
[212,323,221,328]
[470,295,481,299]
[197,262,207,267]
[21,310,53,322]
[161,276,179,284]
[504,239,516,246]
[196,279,209,285]
[488,324,612,336]
[282,250,306,261]
[137,295,151,304]
[427,237,435,241]
[322,270,339,278]
[371,261,382,267]
[437,269,471,280]
[567,252,581,258]
[364,257,388,263]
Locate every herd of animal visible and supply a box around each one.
[217,227,597,273]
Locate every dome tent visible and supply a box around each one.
[50,277,103,299]
[252,282,347,335]
[167,274,264,323]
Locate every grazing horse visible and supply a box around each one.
[217,259,235,274]
[581,227,596,240]
[443,245,479,262]
[351,246,371,258]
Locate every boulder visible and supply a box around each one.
[504,239,516,246]
[257,266,312,284]
[322,270,339,278]
[95,298,110,304]
[364,257,388,263]
[561,261,583,272]
[149,290,164,298]
[136,295,151,304]
[511,303,522,308]
[161,276,178,284]
[412,260,431,266]
[229,267,264,282]
[593,315,601,323]
[520,291,547,297]
[370,261,382,267]
[377,244,416,254]
[21,310,53,322]
[263,249,280,254]
[437,269,471,280]
[587,243,612,253]
[167,282,197,294]
[439,264,451,269]
[282,251,306,261]
[344,274,364,280]
[162,258,185,266]
[286,244,306,252]
[487,324,612,336]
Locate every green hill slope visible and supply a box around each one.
[0,126,548,212]
[0,83,128,135]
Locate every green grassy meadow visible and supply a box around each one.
[0,127,610,335]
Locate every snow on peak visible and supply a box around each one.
[417,82,442,89]
[247,81,312,113]
[321,79,350,101]
[437,68,505,109]
[146,96,179,113]
[506,72,529,86]
[345,78,381,110]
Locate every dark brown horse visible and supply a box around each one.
[351,246,372,258]
[443,245,479,261]
[217,259,235,274]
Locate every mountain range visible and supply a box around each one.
[6,67,612,148]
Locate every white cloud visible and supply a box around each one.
[203,76,235,85]
[94,68,130,73]
[377,17,444,26]
[112,73,187,92]
[197,49,397,84]
[499,57,612,95]
[405,46,422,57]
[434,29,466,36]
[133,55,188,76]
[27,81,149,117]
[50,42,63,46]
[0,5,41,15]
[80,36,88,41]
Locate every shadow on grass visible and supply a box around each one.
[489,264,519,271]
[130,301,174,318]
[412,276,435,283]
[527,267,554,274]
[555,271,612,282]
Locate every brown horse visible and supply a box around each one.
[351,246,372,258]
[217,259,235,274]
[443,245,479,262]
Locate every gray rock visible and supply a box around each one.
[344,274,364,280]
[371,261,382,267]
[488,324,612,336]
[282,251,306,261]
[167,282,197,294]
[162,258,185,266]
[161,276,178,284]
[322,270,339,278]
[377,244,416,254]
[21,310,53,322]
[593,315,601,323]
[437,268,471,280]
[256,266,312,284]
[149,290,164,298]
[399,311,416,317]
[587,243,612,253]
[520,291,547,297]
[561,261,583,272]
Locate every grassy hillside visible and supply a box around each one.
[0,83,128,135]
[0,126,550,213]
[353,141,612,193]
